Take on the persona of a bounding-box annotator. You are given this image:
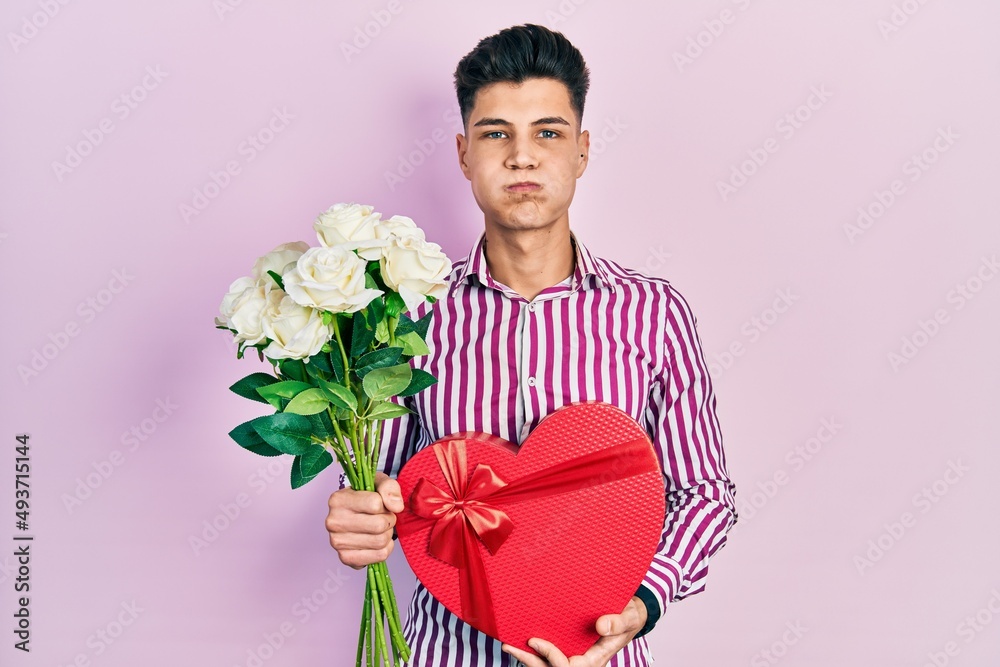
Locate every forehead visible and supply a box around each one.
[470,77,575,121]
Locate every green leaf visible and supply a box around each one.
[329,349,345,383]
[316,378,358,412]
[305,352,333,380]
[302,446,333,477]
[256,380,313,410]
[284,388,331,415]
[305,411,336,440]
[278,358,308,381]
[228,420,283,457]
[413,310,433,339]
[375,318,390,344]
[385,292,406,318]
[398,368,438,397]
[395,313,415,336]
[362,363,412,402]
[355,347,403,377]
[366,401,414,420]
[397,331,429,357]
[266,270,285,290]
[250,413,315,455]
[351,310,375,358]
[366,294,385,328]
[291,446,334,489]
[229,373,280,404]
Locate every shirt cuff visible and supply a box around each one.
[638,557,683,629]
[633,584,662,638]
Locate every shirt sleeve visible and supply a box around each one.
[638,284,739,629]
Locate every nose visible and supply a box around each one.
[505,134,538,170]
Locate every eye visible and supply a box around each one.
[539,129,559,139]
[485,131,506,139]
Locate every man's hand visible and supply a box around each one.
[326,471,404,569]
[500,595,648,666]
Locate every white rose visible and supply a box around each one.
[221,280,275,347]
[260,292,332,361]
[350,214,426,262]
[380,236,452,313]
[283,245,384,313]
[252,241,310,286]
[216,276,256,328]
[375,215,426,243]
[314,202,385,257]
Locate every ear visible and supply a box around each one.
[576,128,590,176]
[456,133,472,182]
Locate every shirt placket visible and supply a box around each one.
[515,285,572,444]
[517,296,535,444]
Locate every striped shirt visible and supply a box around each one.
[339,229,738,666]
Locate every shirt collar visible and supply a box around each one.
[450,229,613,297]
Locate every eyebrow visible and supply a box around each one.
[472,116,572,128]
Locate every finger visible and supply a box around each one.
[375,472,405,514]
[326,507,396,537]
[333,542,394,569]
[327,527,394,551]
[595,612,630,636]
[525,638,569,667]
[579,634,628,666]
[501,642,548,667]
[338,488,394,515]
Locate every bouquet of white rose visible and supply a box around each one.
[215,202,452,666]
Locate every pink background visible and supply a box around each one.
[2,1,998,665]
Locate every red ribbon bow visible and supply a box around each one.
[396,434,655,639]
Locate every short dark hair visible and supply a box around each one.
[453,23,591,133]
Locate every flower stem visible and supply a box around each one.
[368,565,390,666]
[370,419,384,482]
[375,561,404,656]
[352,419,371,490]
[357,578,371,667]
[332,315,352,392]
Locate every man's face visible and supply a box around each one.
[457,77,589,235]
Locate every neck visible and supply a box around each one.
[482,223,576,302]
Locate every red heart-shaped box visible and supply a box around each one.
[395,400,665,658]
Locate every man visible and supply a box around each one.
[326,23,738,667]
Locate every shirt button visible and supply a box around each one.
[527,302,535,311]
[527,377,536,387]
